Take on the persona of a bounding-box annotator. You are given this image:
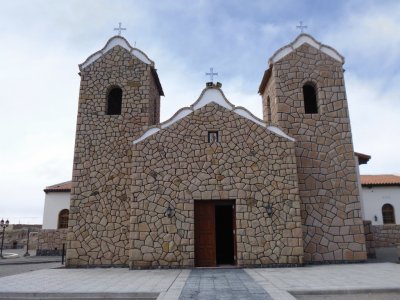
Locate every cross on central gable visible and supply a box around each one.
[206,67,218,82]
[114,22,126,36]
[296,21,308,33]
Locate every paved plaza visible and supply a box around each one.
[0,262,399,299]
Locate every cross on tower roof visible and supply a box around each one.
[296,21,308,33]
[114,22,126,36]
[205,67,218,82]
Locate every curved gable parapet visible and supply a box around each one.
[233,107,266,128]
[133,87,295,144]
[191,87,235,110]
[79,35,154,71]
[269,34,344,65]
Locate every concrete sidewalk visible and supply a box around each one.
[0,263,399,299]
[247,262,400,299]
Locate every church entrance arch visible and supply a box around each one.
[194,200,236,267]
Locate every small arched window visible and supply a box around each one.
[303,83,318,114]
[266,96,272,122]
[107,87,122,115]
[382,204,395,224]
[58,209,69,229]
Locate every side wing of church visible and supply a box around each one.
[66,34,367,268]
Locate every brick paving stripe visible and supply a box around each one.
[179,269,272,300]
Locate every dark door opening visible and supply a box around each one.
[194,200,236,267]
[215,204,234,265]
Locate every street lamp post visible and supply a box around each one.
[0,219,10,259]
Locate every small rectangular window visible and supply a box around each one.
[107,87,123,115]
[303,84,318,114]
[208,131,219,143]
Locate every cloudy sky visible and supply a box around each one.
[0,0,399,224]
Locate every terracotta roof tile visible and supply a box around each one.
[44,181,72,193]
[361,175,400,186]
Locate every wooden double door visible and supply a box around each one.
[194,200,236,267]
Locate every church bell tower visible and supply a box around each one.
[259,34,367,263]
[66,35,163,267]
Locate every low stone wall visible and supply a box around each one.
[36,229,67,256]
[363,221,376,258]
[371,224,400,248]
[2,227,39,250]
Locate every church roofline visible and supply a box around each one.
[79,35,155,71]
[258,65,272,95]
[269,34,344,65]
[44,181,72,193]
[132,86,295,145]
[151,67,164,96]
[355,152,371,165]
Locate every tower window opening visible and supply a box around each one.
[266,96,272,122]
[107,87,122,115]
[303,83,318,114]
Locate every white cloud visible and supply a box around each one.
[346,73,400,174]
[323,1,400,68]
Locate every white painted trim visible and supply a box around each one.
[267,126,295,142]
[133,87,295,144]
[131,49,152,65]
[162,108,192,128]
[233,107,266,128]
[320,46,343,63]
[272,47,293,63]
[269,34,344,64]
[133,127,160,144]
[79,36,154,71]
[192,88,235,110]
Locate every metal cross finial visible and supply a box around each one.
[114,22,126,36]
[296,21,308,33]
[206,67,218,82]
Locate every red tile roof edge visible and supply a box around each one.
[361,175,400,186]
[44,181,72,193]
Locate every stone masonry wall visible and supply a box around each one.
[371,224,400,248]
[130,100,304,268]
[67,45,159,267]
[37,229,67,256]
[2,227,39,250]
[262,43,366,262]
[363,221,376,258]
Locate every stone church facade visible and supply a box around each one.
[66,34,367,268]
